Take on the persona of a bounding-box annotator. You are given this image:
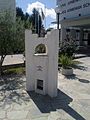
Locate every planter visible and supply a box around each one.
[61,68,73,75]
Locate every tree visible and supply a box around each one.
[59,35,78,57]
[31,8,42,36]
[0,11,25,75]
[16,7,32,29]
[16,7,44,36]
[14,17,25,54]
[0,12,14,75]
[16,7,24,20]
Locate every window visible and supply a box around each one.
[84,31,88,40]
[76,30,80,40]
[35,44,46,54]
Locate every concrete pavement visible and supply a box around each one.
[0,56,90,120]
[0,54,24,66]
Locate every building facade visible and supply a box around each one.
[56,0,90,46]
[0,0,16,20]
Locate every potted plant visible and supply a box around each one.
[59,54,74,75]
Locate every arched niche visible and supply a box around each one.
[34,44,47,54]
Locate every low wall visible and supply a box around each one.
[2,63,25,70]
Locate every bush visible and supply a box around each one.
[59,35,78,57]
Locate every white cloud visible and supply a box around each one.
[49,24,57,29]
[26,1,56,19]
[45,8,56,19]
[49,24,61,29]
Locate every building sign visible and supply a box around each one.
[56,0,90,20]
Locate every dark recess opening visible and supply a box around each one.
[37,79,43,90]
[88,33,90,45]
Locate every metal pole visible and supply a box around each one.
[35,10,36,33]
[57,13,59,30]
[44,5,46,29]
[57,13,60,46]
[38,8,39,36]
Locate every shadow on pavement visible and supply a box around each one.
[65,74,90,84]
[28,89,85,120]
[72,64,87,71]
[0,75,30,105]
[74,54,87,59]
[78,79,90,83]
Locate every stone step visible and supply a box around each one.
[31,113,49,120]
[48,109,75,120]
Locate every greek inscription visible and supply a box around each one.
[58,1,90,16]
[83,3,90,8]
[68,0,82,5]
[67,5,82,12]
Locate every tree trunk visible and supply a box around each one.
[0,61,2,76]
[0,55,5,76]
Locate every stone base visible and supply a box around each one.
[61,68,73,75]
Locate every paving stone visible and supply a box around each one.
[0,103,11,111]
[0,111,6,119]
[32,116,48,120]
[31,114,49,120]
[7,111,29,120]
[27,108,42,119]
[48,111,61,120]
[0,55,90,120]
[3,119,30,120]
[12,102,32,111]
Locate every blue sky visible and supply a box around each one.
[16,0,56,29]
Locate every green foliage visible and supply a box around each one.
[35,44,46,54]
[16,7,25,20]
[0,12,15,56]
[59,35,78,57]
[16,7,31,29]
[14,17,25,53]
[0,11,25,56]
[0,7,45,75]
[16,7,44,34]
[59,54,73,69]
[31,8,42,36]
[0,11,25,75]
[59,54,80,69]
[3,67,25,75]
[0,11,15,75]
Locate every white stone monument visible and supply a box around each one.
[25,30,59,97]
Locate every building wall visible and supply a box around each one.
[0,0,16,20]
[56,0,90,46]
[56,0,90,21]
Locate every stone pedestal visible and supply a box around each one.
[25,30,59,97]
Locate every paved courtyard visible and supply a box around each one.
[0,54,24,66]
[0,55,90,120]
